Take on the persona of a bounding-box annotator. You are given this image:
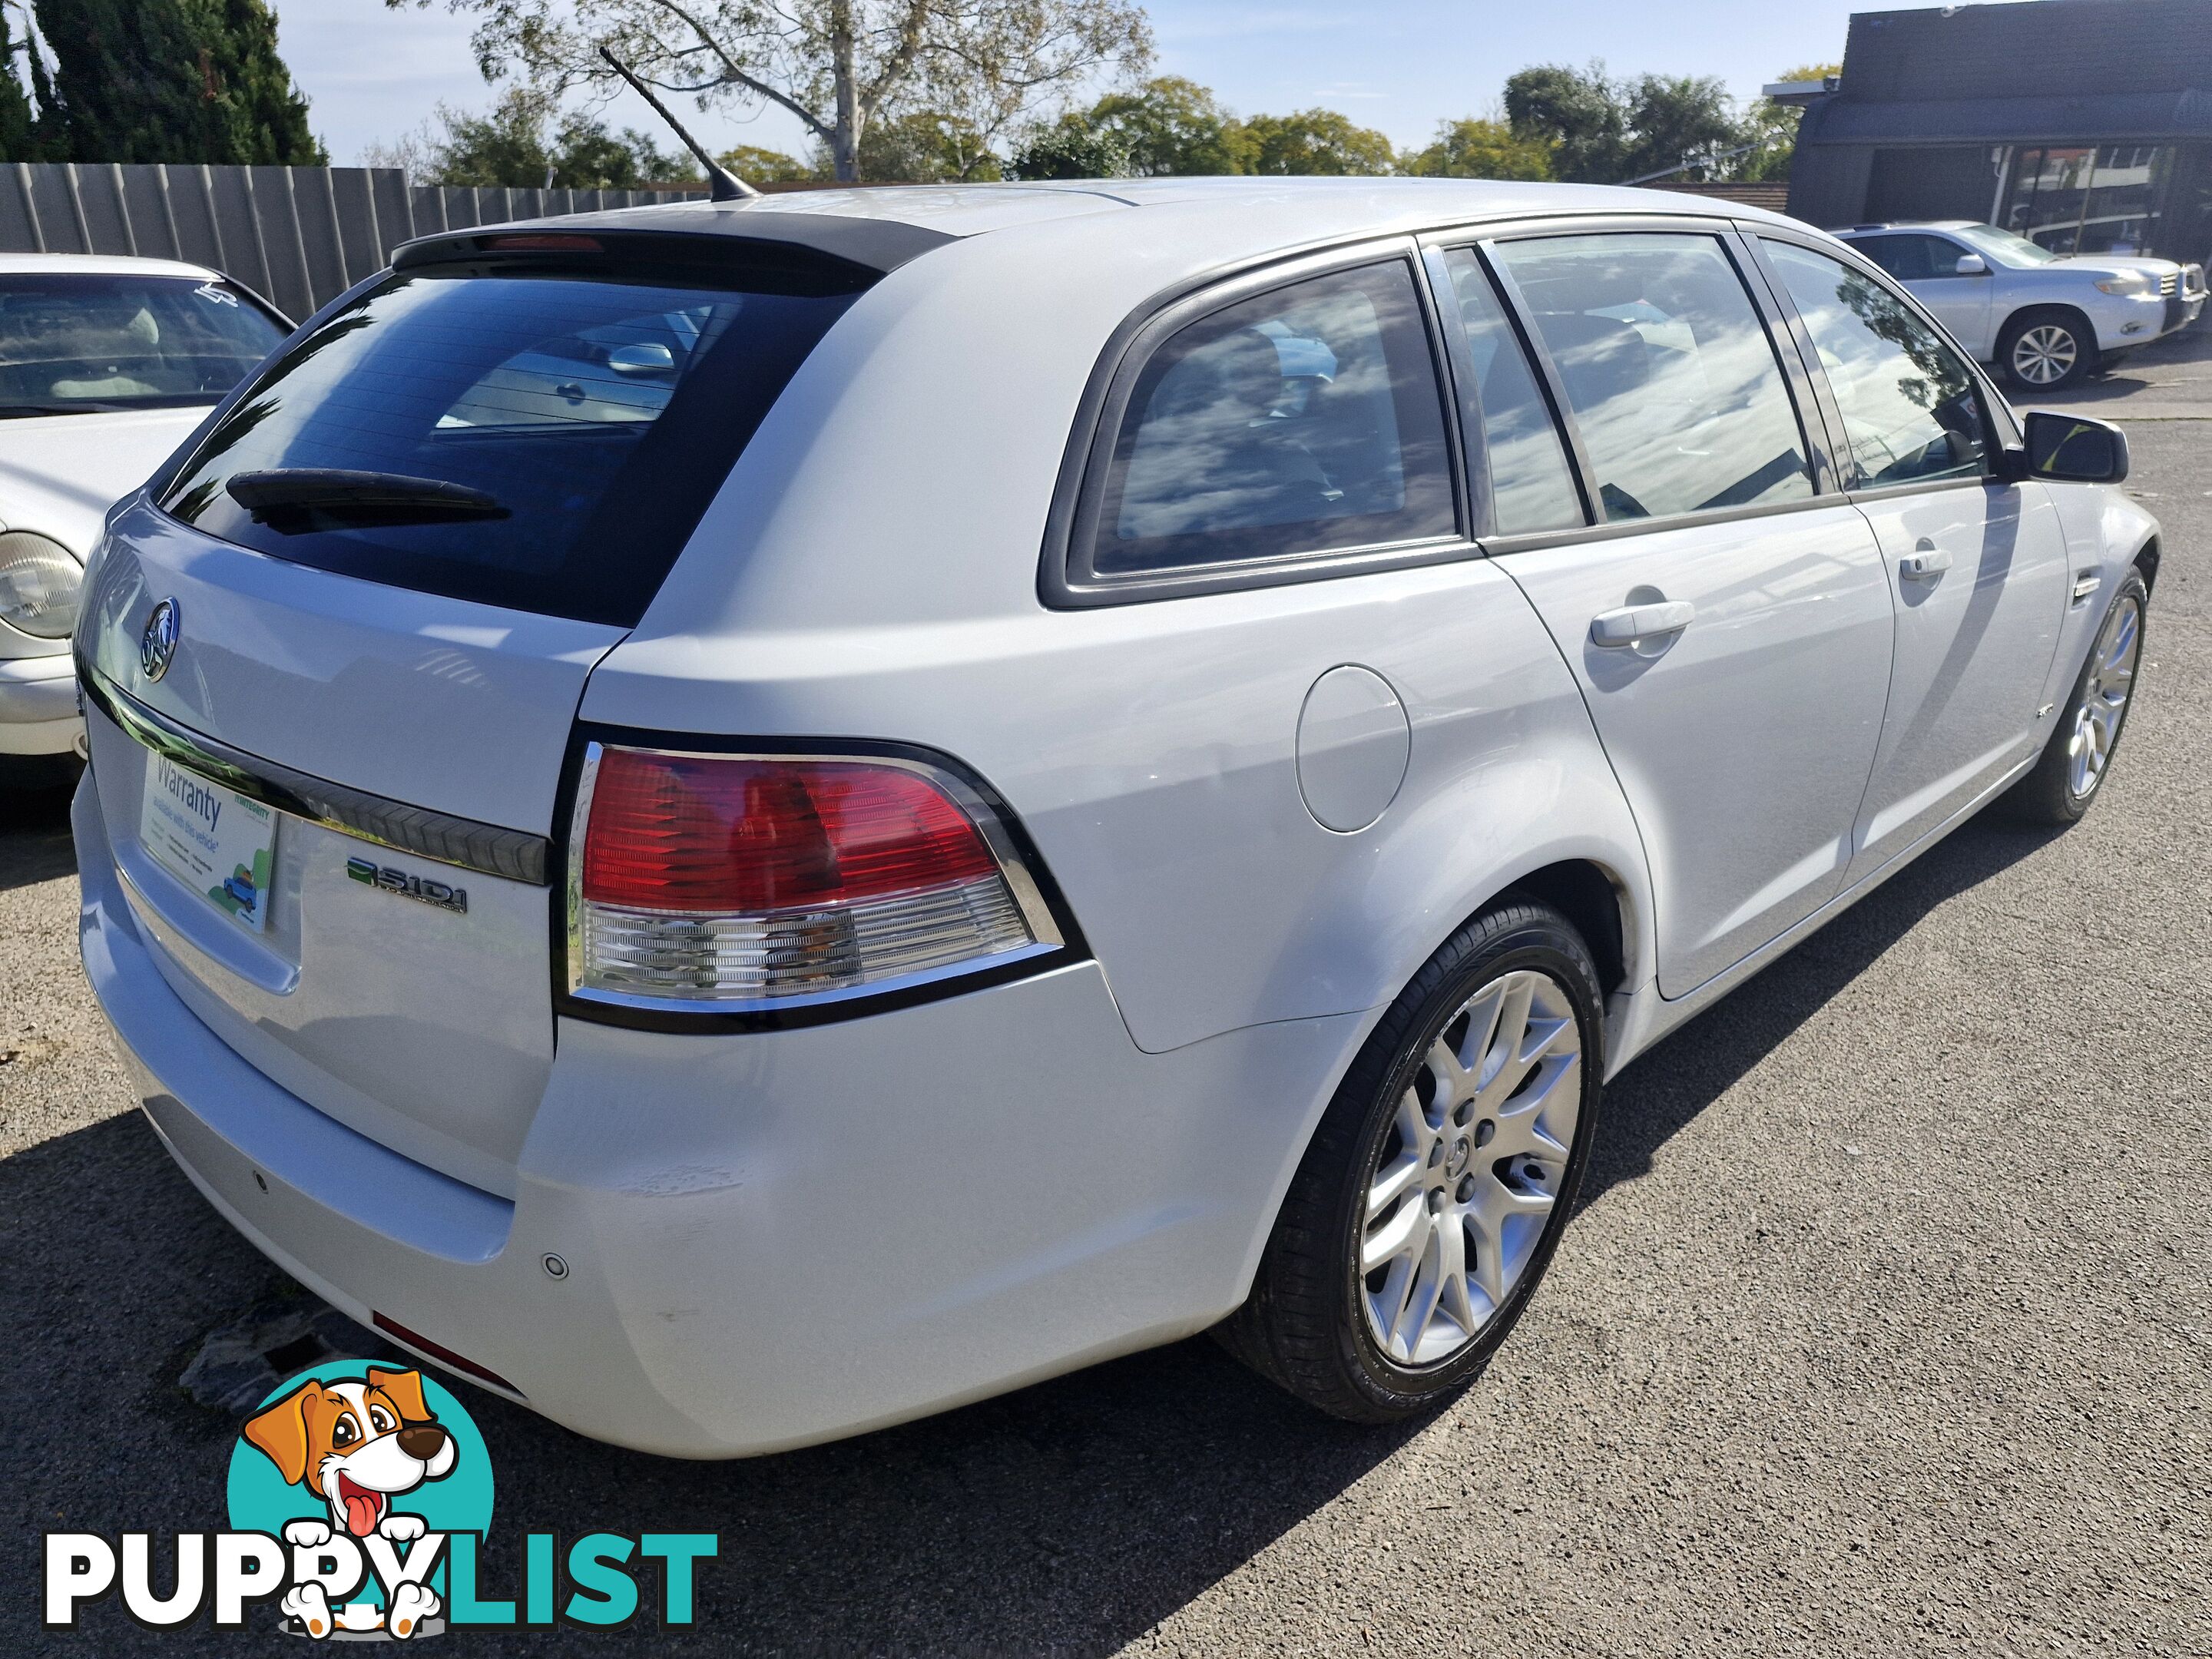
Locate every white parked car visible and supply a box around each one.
[0,253,288,783]
[1835,220,2207,391]
[75,183,2155,1456]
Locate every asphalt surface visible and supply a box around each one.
[5,382,2209,1656]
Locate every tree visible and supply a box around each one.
[1402,116,1551,181]
[31,0,323,164]
[1503,62,1624,183]
[1007,114,1126,180]
[1618,72,1740,182]
[717,141,813,184]
[1241,108,1395,177]
[841,108,999,180]
[550,104,689,183]
[1740,61,1839,182]
[392,0,1152,184]
[402,86,691,185]
[1504,60,1750,185]
[0,5,41,160]
[1081,75,1248,176]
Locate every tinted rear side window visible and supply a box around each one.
[161,262,860,626]
[1849,234,1958,281]
[1081,260,1455,578]
[1436,248,1584,535]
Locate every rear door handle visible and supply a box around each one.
[1590,599,1695,649]
[1900,538,1952,581]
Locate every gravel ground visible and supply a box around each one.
[3,422,2207,1657]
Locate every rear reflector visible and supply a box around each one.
[372,1312,522,1395]
[567,744,1059,1012]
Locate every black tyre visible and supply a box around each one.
[1998,307,2098,392]
[1220,899,1605,1422]
[2003,567,2147,825]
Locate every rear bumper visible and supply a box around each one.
[0,652,82,756]
[75,776,1363,1457]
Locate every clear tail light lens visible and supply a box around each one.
[567,743,1062,1012]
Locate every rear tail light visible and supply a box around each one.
[565,743,1063,1013]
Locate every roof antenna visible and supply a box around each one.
[597,46,758,202]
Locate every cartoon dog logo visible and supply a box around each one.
[243,1366,456,1639]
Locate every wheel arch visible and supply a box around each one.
[1999,300,2100,363]
[2134,535,2161,592]
[1217,847,1638,1351]
[1497,859,1632,999]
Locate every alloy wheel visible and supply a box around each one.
[2012,323,2079,386]
[2068,591,2141,800]
[1359,969,1583,1367]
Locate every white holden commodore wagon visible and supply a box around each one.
[75,180,2154,1455]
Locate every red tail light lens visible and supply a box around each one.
[568,744,1058,1010]
[581,750,999,914]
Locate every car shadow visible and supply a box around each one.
[6,810,2065,1656]
[0,774,77,892]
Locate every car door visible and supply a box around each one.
[1755,237,2071,882]
[1851,232,1995,357]
[1449,229,1896,998]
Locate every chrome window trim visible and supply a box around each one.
[562,738,1066,1018]
[78,660,549,886]
[1479,487,1859,558]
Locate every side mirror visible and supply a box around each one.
[2021,409,2130,483]
[1954,253,1988,275]
[607,342,676,377]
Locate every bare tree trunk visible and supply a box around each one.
[830,0,861,181]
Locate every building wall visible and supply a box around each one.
[1788,0,2212,259]
[1787,146,1874,232]
[1838,0,2212,101]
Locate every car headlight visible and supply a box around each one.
[2095,274,2155,296]
[0,531,83,638]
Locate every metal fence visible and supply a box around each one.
[0,163,707,321]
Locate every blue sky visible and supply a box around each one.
[284,0,1872,165]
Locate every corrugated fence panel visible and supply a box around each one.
[209,169,273,303]
[118,167,182,260]
[0,165,704,315]
[167,167,233,276]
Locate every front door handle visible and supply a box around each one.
[1900,538,1953,581]
[1590,599,1695,649]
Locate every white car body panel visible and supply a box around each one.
[1498,505,1894,998]
[1845,480,2071,880]
[72,180,2161,1454]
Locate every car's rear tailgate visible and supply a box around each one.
[80,501,626,1194]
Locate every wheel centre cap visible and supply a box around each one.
[1445,1136,1472,1180]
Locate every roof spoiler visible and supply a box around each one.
[391,215,956,282]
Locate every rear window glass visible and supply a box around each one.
[1081,260,1456,577]
[160,261,860,627]
[0,273,286,418]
